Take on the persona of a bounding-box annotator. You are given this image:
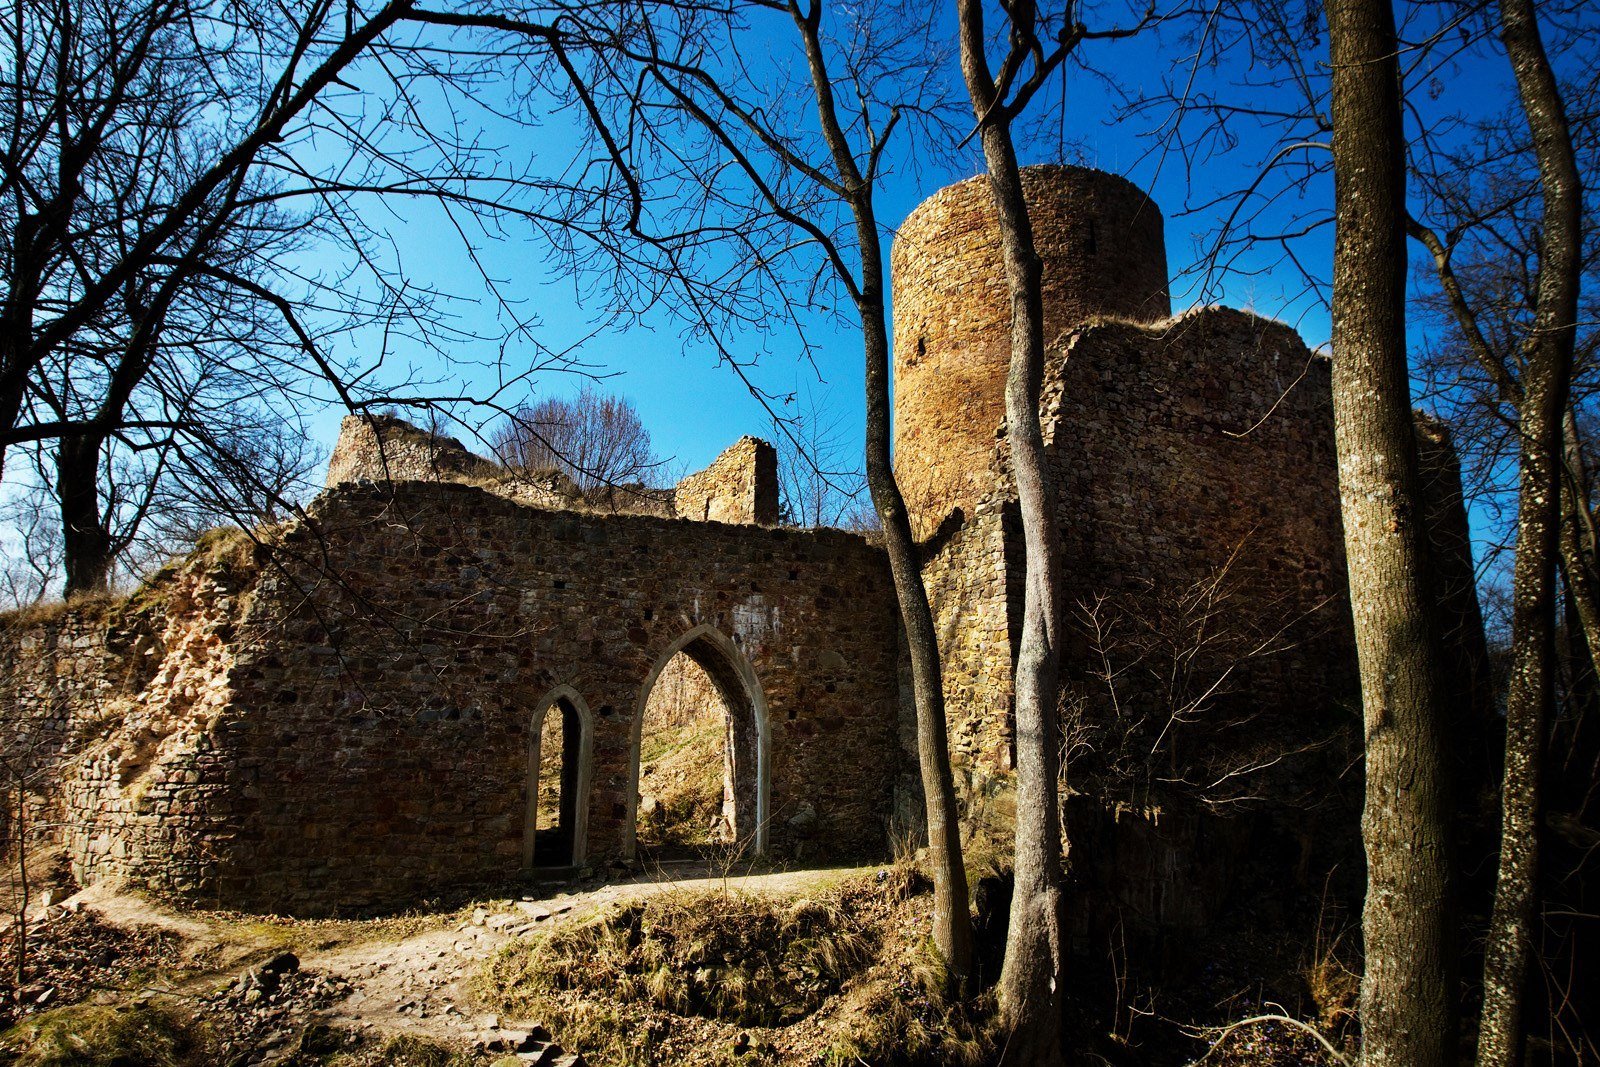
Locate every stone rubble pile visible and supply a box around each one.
[200,951,354,1065]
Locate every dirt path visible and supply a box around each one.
[64,863,876,1052]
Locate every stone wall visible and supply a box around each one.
[891,165,1173,529]
[0,531,264,896]
[900,304,1364,954]
[1044,307,1356,726]
[1037,309,1362,937]
[673,436,779,525]
[1416,415,1496,808]
[325,414,498,487]
[913,498,1018,836]
[2,483,901,915]
[328,415,776,527]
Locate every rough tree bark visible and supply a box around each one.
[957,2,1069,1060]
[56,435,114,597]
[1476,0,1582,1060]
[1326,0,1459,1062]
[1557,406,1600,666]
[785,0,975,984]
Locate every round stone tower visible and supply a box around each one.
[891,165,1172,523]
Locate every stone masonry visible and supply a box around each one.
[1,165,1485,930]
[892,165,1172,527]
[3,486,898,915]
[672,436,780,525]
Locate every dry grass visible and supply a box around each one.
[1,524,266,632]
[815,946,993,1067]
[0,1001,210,1067]
[473,869,995,1067]
[480,886,873,1028]
[636,717,726,850]
[0,591,119,630]
[322,1032,504,1067]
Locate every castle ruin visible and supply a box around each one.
[5,166,1473,935]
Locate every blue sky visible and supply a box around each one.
[280,0,1550,580]
[292,5,1366,476]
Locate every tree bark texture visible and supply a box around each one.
[1327,0,1459,1062]
[1477,0,1582,1060]
[57,433,114,597]
[957,3,1069,1060]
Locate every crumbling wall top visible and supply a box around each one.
[324,414,496,487]
[673,436,780,526]
[323,413,778,526]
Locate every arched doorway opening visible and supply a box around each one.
[523,686,593,869]
[630,626,769,861]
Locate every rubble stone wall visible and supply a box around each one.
[328,416,778,527]
[914,501,1018,819]
[892,165,1173,526]
[2,484,900,915]
[673,436,780,526]
[325,415,497,487]
[1043,306,1356,708]
[0,533,262,896]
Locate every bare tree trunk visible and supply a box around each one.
[1476,0,1582,1061]
[957,4,1068,1059]
[1555,409,1600,826]
[1558,408,1600,658]
[58,433,114,597]
[1326,0,1458,1062]
[785,1,974,983]
[861,287,977,984]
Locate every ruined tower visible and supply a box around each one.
[891,165,1173,524]
[891,166,1363,945]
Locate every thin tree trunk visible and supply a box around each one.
[1481,366,1568,1067]
[1555,410,1600,824]
[1476,0,1582,1060]
[1326,0,1458,1062]
[785,0,973,983]
[861,293,977,984]
[957,3,1068,1059]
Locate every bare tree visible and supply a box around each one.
[491,384,663,491]
[1,0,610,595]
[1065,543,1342,814]
[0,488,59,609]
[1403,0,1584,1059]
[954,1,1156,1057]
[398,0,979,983]
[774,388,866,529]
[1123,0,1595,1054]
[1325,0,1458,1062]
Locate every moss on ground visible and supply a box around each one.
[0,1001,209,1067]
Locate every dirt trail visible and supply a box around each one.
[65,863,874,1049]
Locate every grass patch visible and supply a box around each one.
[636,716,726,850]
[481,886,874,1028]
[818,945,994,1067]
[0,1001,210,1067]
[323,1032,501,1067]
[474,869,996,1067]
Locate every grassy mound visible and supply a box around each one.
[475,871,994,1067]
[484,887,872,1027]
